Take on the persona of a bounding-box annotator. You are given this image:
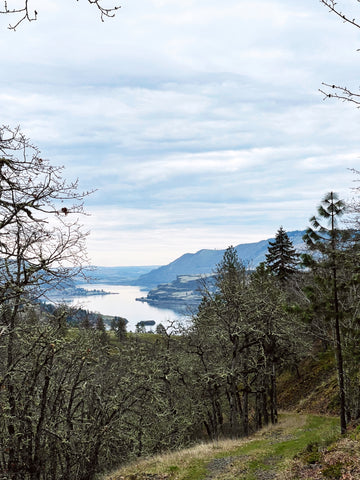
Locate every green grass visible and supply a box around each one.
[104,413,341,480]
[216,414,339,479]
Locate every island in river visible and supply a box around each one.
[136,274,215,314]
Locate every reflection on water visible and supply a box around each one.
[69,284,186,332]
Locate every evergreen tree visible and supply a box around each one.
[111,316,127,341]
[303,191,348,433]
[80,313,92,330]
[95,315,106,332]
[95,315,109,344]
[265,227,299,282]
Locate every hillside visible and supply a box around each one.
[104,413,357,480]
[277,348,340,416]
[104,349,360,480]
[135,230,306,287]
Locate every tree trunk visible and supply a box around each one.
[270,363,278,425]
[330,195,347,434]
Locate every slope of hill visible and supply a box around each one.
[104,414,346,480]
[135,230,306,287]
[104,348,358,480]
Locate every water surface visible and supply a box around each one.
[69,284,186,331]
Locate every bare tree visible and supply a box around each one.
[319,1,360,106]
[0,0,121,30]
[0,125,90,304]
[0,125,91,478]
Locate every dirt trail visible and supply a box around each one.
[203,426,289,479]
[105,414,340,480]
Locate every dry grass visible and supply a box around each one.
[103,437,251,480]
[103,413,341,480]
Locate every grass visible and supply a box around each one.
[103,413,340,480]
[277,348,339,415]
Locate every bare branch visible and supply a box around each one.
[86,0,121,22]
[319,82,360,107]
[0,0,121,30]
[320,0,360,30]
[0,0,37,30]
[318,2,360,108]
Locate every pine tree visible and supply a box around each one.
[303,192,347,433]
[111,316,127,341]
[265,227,299,282]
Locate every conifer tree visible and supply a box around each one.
[111,316,127,341]
[303,191,348,433]
[265,227,299,282]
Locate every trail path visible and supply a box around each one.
[105,413,340,480]
[203,414,308,480]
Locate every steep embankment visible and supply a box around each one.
[277,348,340,415]
[104,413,358,480]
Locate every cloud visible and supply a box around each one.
[0,0,359,265]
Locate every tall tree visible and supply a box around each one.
[303,191,348,433]
[188,247,304,438]
[265,227,299,282]
[188,247,252,437]
[248,263,307,428]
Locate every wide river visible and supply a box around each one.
[69,284,188,332]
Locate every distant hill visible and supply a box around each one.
[74,266,159,285]
[135,230,306,287]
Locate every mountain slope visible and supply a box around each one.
[136,230,306,287]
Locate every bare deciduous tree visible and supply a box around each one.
[0,125,91,478]
[0,125,90,305]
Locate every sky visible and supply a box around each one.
[1,0,360,266]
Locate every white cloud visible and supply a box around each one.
[0,0,359,264]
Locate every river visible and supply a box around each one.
[68,284,188,332]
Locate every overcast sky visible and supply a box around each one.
[1,0,359,266]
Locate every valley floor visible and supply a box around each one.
[104,412,360,480]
